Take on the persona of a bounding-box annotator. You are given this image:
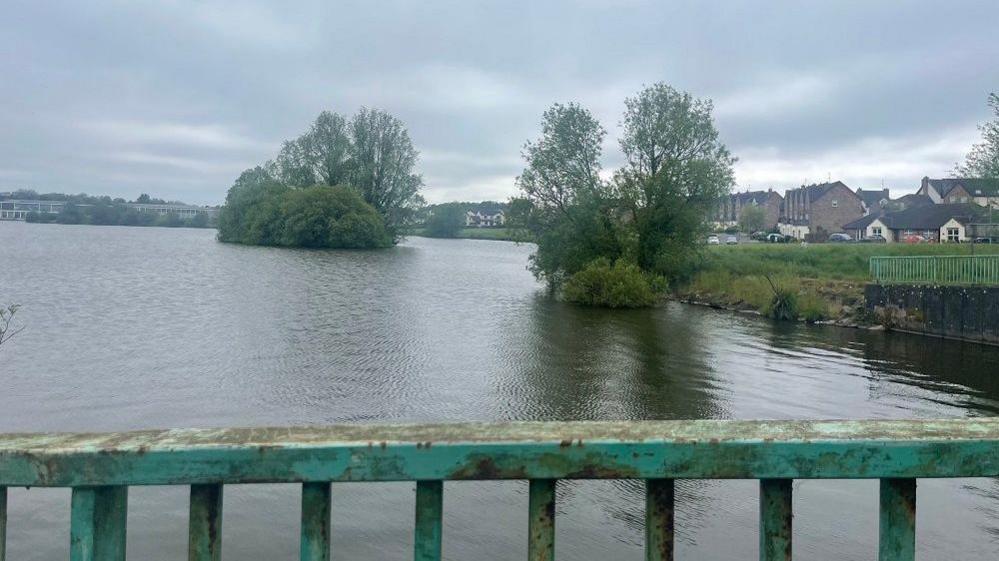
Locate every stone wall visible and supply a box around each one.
[865,284,999,345]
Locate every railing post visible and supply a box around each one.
[879,478,915,561]
[301,482,332,561]
[70,486,128,561]
[414,481,443,561]
[760,479,792,561]
[528,479,555,561]
[645,479,674,561]
[1,486,6,561]
[189,484,223,561]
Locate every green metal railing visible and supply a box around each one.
[870,255,999,285]
[2,419,999,561]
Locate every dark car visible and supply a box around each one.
[860,235,887,243]
[973,237,995,244]
[828,233,852,243]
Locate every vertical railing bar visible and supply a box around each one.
[760,479,792,561]
[301,482,332,561]
[878,478,915,561]
[528,479,555,561]
[189,484,223,561]
[414,481,443,561]
[0,486,7,561]
[70,486,127,561]
[645,479,674,561]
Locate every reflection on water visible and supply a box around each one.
[1,221,998,560]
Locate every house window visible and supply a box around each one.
[872,226,882,237]
[946,227,960,242]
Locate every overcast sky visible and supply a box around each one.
[2,1,997,205]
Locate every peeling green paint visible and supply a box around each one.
[0,420,995,560]
[1,420,997,486]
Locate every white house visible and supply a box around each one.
[465,209,505,228]
[843,203,985,243]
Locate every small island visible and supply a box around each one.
[217,108,423,249]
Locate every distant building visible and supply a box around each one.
[0,199,218,221]
[714,189,783,230]
[465,209,505,228]
[856,188,890,216]
[778,181,865,241]
[917,177,999,208]
[843,203,987,242]
[887,193,934,212]
[0,200,71,220]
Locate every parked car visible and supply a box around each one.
[901,234,927,244]
[860,235,887,243]
[706,234,720,245]
[828,233,852,243]
[725,234,738,245]
[766,233,787,243]
[750,231,768,241]
[973,237,995,244]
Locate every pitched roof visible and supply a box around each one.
[790,181,858,201]
[925,178,999,198]
[889,193,933,210]
[856,188,890,207]
[846,203,987,231]
[730,190,780,205]
[842,213,881,230]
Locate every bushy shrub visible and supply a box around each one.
[217,173,391,249]
[561,258,662,308]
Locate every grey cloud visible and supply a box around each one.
[1,0,997,204]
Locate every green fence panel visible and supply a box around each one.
[871,255,999,285]
[414,481,443,561]
[189,484,223,561]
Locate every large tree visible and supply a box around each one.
[516,103,625,287]
[517,102,607,219]
[349,107,424,231]
[617,83,735,278]
[309,111,352,186]
[956,93,999,179]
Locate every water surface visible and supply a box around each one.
[1,221,998,560]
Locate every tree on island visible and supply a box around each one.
[219,108,424,248]
[956,93,999,179]
[516,83,734,307]
[425,204,467,238]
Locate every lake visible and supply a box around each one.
[1,221,998,560]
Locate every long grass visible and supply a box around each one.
[404,227,529,242]
[695,243,999,281]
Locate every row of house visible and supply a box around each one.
[0,199,220,221]
[715,177,999,243]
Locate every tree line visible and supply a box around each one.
[217,108,423,248]
[3,191,215,228]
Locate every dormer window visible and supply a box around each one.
[831,200,838,207]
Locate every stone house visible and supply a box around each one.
[917,177,999,208]
[714,189,783,230]
[778,181,865,241]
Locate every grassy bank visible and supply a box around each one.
[678,243,999,323]
[404,227,530,242]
